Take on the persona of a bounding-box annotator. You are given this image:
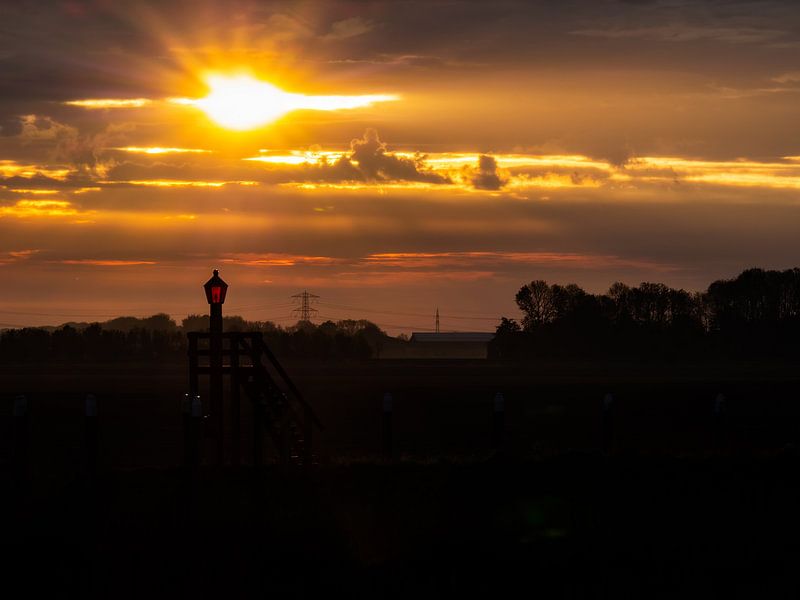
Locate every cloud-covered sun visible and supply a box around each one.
[172,74,398,130]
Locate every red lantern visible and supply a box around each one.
[203,269,228,305]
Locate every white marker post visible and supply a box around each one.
[493,392,505,450]
[382,392,393,459]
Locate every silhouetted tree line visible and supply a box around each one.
[491,268,800,360]
[0,313,389,362]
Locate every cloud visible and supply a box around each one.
[0,116,24,137]
[0,249,39,265]
[0,199,83,218]
[221,253,344,267]
[772,71,800,84]
[469,155,507,190]
[323,17,374,41]
[295,129,451,185]
[19,115,77,142]
[570,25,788,45]
[57,259,156,266]
[64,99,152,109]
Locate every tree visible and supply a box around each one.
[496,317,521,335]
[515,280,557,330]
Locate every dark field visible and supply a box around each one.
[3,359,800,597]
[2,359,800,469]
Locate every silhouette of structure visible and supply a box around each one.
[435,307,440,333]
[189,271,321,466]
[291,290,319,322]
[398,332,495,359]
[203,269,228,462]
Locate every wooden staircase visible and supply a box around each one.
[188,331,322,466]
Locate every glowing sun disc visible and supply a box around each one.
[174,74,398,130]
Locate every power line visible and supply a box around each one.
[291,290,320,322]
[316,301,500,322]
[314,313,484,333]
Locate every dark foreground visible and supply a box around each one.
[3,359,800,597]
[4,456,800,599]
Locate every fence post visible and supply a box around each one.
[85,394,98,480]
[13,394,28,486]
[602,392,614,454]
[303,404,313,469]
[492,392,505,450]
[253,393,265,468]
[712,392,725,450]
[182,393,191,466]
[382,392,393,459]
[184,394,202,469]
[230,337,241,467]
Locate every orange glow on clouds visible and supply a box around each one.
[115,147,212,154]
[0,160,70,180]
[0,199,82,218]
[58,259,157,266]
[64,98,152,108]
[102,180,259,188]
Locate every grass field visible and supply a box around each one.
[3,358,800,596]
[2,358,800,472]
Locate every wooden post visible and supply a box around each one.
[85,394,98,480]
[188,334,198,397]
[382,392,393,459]
[230,336,241,466]
[185,394,202,469]
[492,392,505,450]
[13,394,28,486]
[182,393,191,468]
[602,392,614,454]
[303,404,313,468]
[210,304,224,464]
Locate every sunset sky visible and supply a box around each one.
[2,0,800,333]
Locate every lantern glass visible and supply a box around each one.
[203,269,228,304]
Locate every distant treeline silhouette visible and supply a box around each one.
[492,268,800,359]
[3,267,799,362]
[0,315,388,362]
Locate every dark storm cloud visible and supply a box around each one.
[470,155,506,191]
[97,129,450,185]
[338,128,449,184]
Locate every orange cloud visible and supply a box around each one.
[57,260,157,266]
[114,147,212,155]
[64,99,152,108]
[0,199,83,218]
[363,251,675,272]
[221,253,343,267]
[0,249,40,265]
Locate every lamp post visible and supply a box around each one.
[203,269,228,463]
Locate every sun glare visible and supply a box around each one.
[172,74,398,130]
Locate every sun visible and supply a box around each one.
[193,75,292,130]
[172,74,398,130]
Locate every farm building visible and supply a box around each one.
[383,332,495,359]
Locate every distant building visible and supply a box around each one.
[409,332,495,344]
[383,332,495,359]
